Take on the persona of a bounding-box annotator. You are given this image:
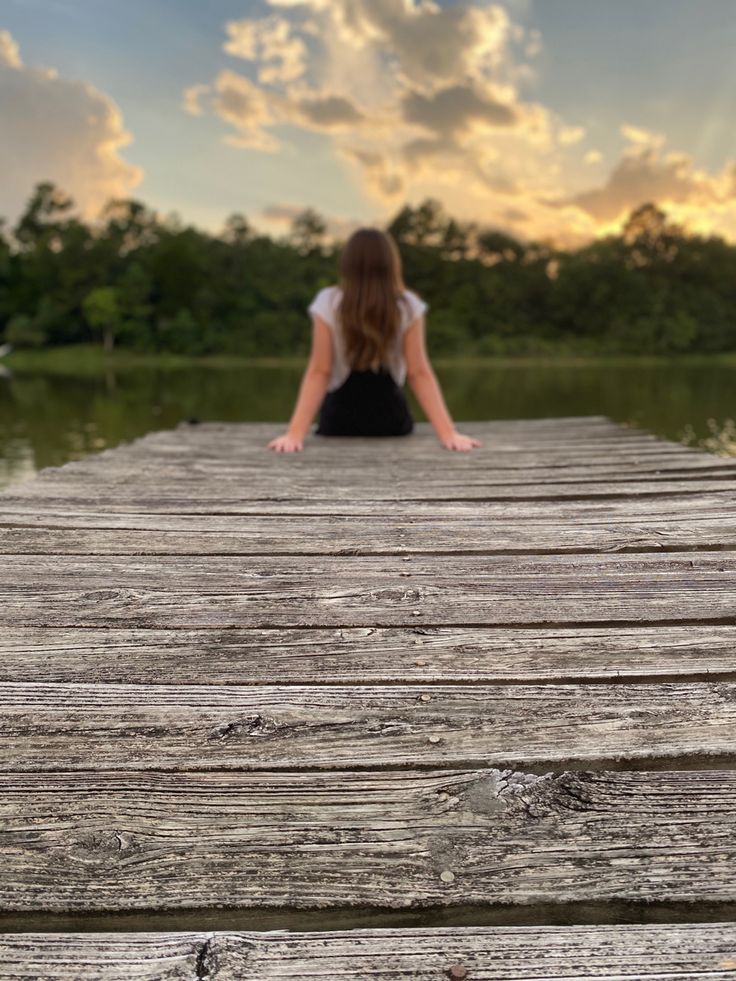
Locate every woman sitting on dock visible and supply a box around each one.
[267,227,481,453]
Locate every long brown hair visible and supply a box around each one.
[337,228,410,371]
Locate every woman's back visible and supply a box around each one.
[308,284,428,393]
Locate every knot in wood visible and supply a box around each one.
[69,830,135,864]
[208,715,277,742]
[369,586,423,602]
[446,965,468,979]
[246,714,278,737]
[80,589,122,602]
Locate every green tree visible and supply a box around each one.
[83,287,122,352]
[1,182,735,358]
[5,314,47,348]
[288,208,327,255]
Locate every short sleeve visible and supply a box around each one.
[401,289,429,331]
[308,286,337,329]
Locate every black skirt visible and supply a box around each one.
[316,368,414,437]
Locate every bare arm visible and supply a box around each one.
[403,315,481,451]
[267,316,333,452]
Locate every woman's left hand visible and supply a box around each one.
[440,431,481,452]
[267,432,304,453]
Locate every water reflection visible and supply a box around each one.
[1,359,734,488]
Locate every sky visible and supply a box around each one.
[2,0,736,246]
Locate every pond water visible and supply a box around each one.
[1,357,734,488]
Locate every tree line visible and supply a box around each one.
[1,182,735,357]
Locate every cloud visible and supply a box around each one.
[0,29,22,68]
[558,125,585,146]
[224,15,307,84]
[261,200,363,240]
[183,2,736,244]
[182,83,209,116]
[184,1,570,229]
[211,70,281,151]
[190,70,367,147]
[400,84,518,137]
[337,145,408,198]
[571,142,728,225]
[0,30,142,224]
[620,123,665,148]
[289,92,364,129]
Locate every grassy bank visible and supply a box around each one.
[3,345,307,374]
[6,344,736,375]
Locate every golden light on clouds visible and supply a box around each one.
[0,30,142,222]
[179,0,736,244]
[4,2,736,246]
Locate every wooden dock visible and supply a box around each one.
[1,416,736,979]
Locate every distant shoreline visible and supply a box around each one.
[6,344,736,375]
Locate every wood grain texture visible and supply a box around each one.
[7,472,735,504]
[0,934,205,980]
[1,768,736,910]
[1,924,736,980]
[2,417,736,940]
[6,418,732,509]
[59,420,726,463]
[1,680,735,769]
[1,521,733,555]
[3,625,735,685]
[21,443,736,474]
[211,925,736,980]
[1,552,734,628]
[3,493,735,521]
[3,510,736,554]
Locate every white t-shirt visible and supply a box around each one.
[308,285,429,392]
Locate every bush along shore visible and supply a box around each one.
[2,185,736,358]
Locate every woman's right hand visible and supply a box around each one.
[439,431,481,452]
[267,432,304,453]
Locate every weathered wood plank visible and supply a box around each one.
[1,680,735,769]
[1,553,734,628]
[0,492,736,531]
[13,446,735,484]
[202,925,736,980]
[3,512,735,554]
[6,475,733,504]
[6,420,730,507]
[2,924,736,980]
[103,452,725,478]
[3,625,735,685]
[17,461,736,492]
[3,493,734,521]
[1,769,736,910]
[110,433,718,462]
[124,416,653,443]
[32,434,724,464]
[120,421,685,450]
[22,424,676,468]
[2,417,734,939]
[0,934,204,980]
[23,460,736,486]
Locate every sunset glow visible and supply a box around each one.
[3,0,736,243]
